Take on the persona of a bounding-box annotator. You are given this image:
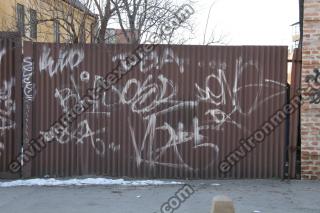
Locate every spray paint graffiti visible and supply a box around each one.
[0,48,6,64]
[41,119,106,155]
[80,71,90,82]
[86,73,197,117]
[0,45,15,165]
[55,87,80,113]
[305,69,320,104]
[124,56,285,171]
[54,71,89,113]
[129,115,219,171]
[195,57,286,131]
[50,52,286,171]
[24,43,288,178]
[39,46,84,77]
[108,142,121,152]
[196,57,285,115]
[22,57,35,151]
[112,74,197,118]
[112,47,188,73]
[38,46,109,155]
[0,78,16,135]
[0,142,4,158]
[22,57,35,101]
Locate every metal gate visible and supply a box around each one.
[21,42,288,179]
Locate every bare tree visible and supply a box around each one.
[107,0,194,45]
[1,0,223,45]
[89,0,224,45]
[204,27,229,45]
[35,0,95,43]
[90,0,118,43]
[202,0,228,45]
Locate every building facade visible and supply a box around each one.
[105,28,138,44]
[0,0,97,43]
[302,0,320,180]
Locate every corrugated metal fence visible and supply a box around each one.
[0,32,22,179]
[0,33,294,179]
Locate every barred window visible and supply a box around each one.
[79,23,85,43]
[16,4,25,36]
[53,21,60,43]
[30,9,37,39]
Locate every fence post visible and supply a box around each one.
[0,32,22,179]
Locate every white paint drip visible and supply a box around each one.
[0,48,6,64]
[0,142,4,158]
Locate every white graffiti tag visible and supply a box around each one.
[0,48,6,64]
[0,142,4,158]
[195,57,286,130]
[41,120,106,155]
[39,46,84,77]
[129,115,219,171]
[22,57,36,101]
[0,78,16,133]
[111,74,197,118]
[112,47,188,73]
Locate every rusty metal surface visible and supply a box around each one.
[23,43,288,179]
[289,48,302,179]
[0,32,22,179]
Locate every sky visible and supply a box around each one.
[188,0,299,46]
[88,0,299,46]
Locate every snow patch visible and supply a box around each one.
[211,183,221,186]
[0,178,184,187]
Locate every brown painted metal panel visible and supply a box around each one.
[23,43,288,179]
[0,32,22,179]
[289,48,302,179]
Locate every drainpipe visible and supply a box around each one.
[299,0,304,48]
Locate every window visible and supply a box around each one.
[53,21,60,43]
[66,15,72,42]
[79,23,85,43]
[106,29,116,44]
[16,4,25,35]
[90,23,96,43]
[30,9,37,39]
[293,24,300,36]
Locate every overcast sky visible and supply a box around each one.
[188,0,299,46]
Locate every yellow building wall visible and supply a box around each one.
[0,0,96,43]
